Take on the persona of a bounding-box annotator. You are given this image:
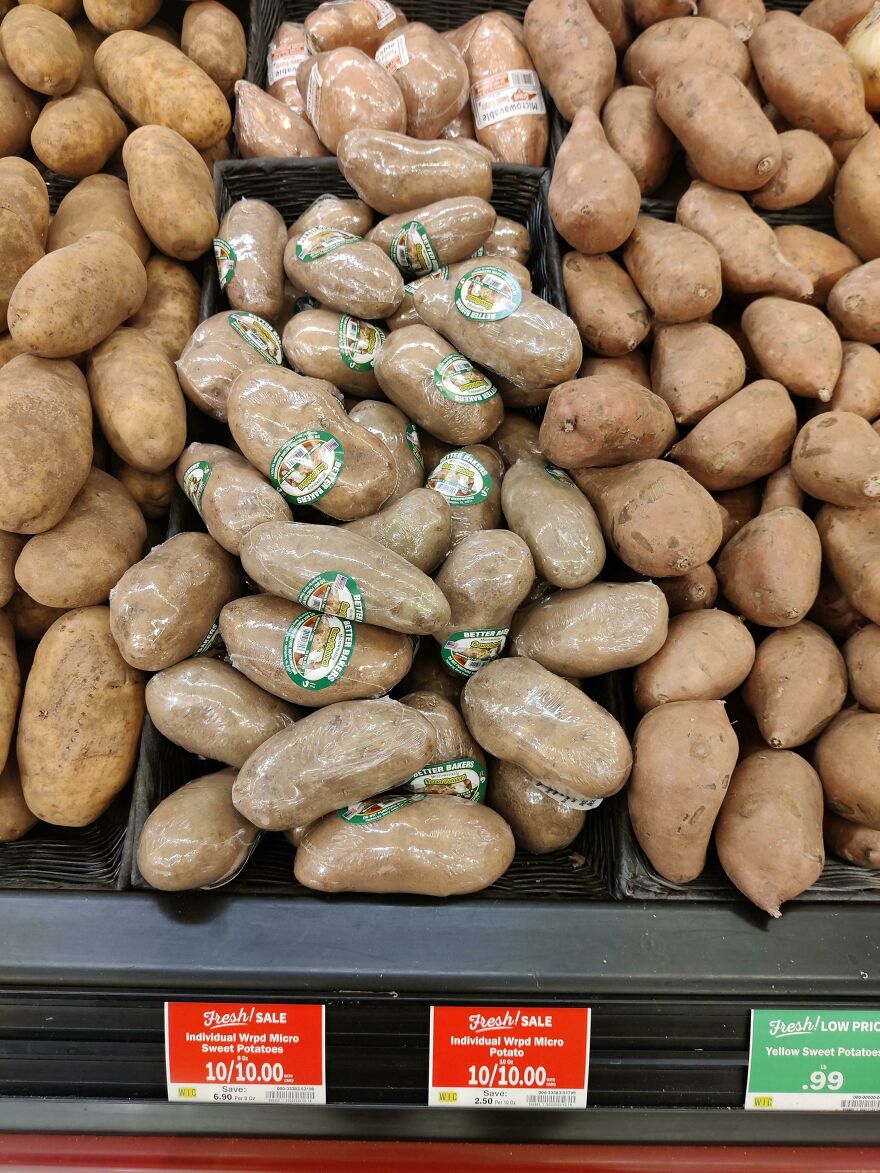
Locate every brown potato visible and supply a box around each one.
[348,400,423,502]
[815,708,880,829]
[834,126,880,261]
[629,699,738,883]
[524,0,615,120]
[750,11,867,143]
[295,794,514,896]
[717,507,821,626]
[342,488,451,574]
[0,355,92,534]
[217,199,287,323]
[486,412,542,468]
[634,609,755,711]
[461,656,632,800]
[18,606,145,826]
[576,460,722,577]
[488,758,585,854]
[47,175,149,263]
[83,0,159,31]
[792,411,880,507]
[464,13,547,164]
[562,252,649,357]
[297,48,406,155]
[0,5,81,95]
[181,1,245,97]
[623,16,751,85]
[0,757,37,843]
[774,224,860,307]
[138,769,257,892]
[549,108,640,254]
[655,62,781,191]
[0,46,40,157]
[743,621,847,748]
[5,589,67,641]
[127,255,200,361]
[0,533,25,607]
[657,564,719,614]
[176,311,285,421]
[828,260,880,343]
[824,812,880,869]
[375,22,468,140]
[715,748,824,916]
[816,503,880,623]
[752,129,837,210]
[14,469,145,608]
[669,380,796,491]
[425,444,504,550]
[677,181,812,299]
[233,80,327,160]
[540,376,677,469]
[741,298,842,401]
[368,197,496,275]
[284,228,403,321]
[623,216,722,324]
[844,624,880,711]
[147,658,299,768]
[0,201,42,336]
[0,611,18,774]
[650,323,746,425]
[115,464,174,519]
[31,85,126,178]
[304,0,406,56]
[110,532,243,671]
[95,30,230,148]
[601,86,675,196]
[337,129,492,215]
[0,156,50,243]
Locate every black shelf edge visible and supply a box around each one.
[2,892,878,997]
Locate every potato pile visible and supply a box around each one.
[241,3,549,162]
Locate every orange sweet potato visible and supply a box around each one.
[562,252,650,357]
[650,323,746,425]
[844,623,880,711]
[792,412,880,507]
[579,350,651,388]
[834,127,880,261]
[698,0,765,41]
[465,13,548,165]
[773,224,861,307]
[824,812,880,868]
[624,15,751,84]
[741,297,842,400]
[633,609,755,711]
[827,260,880,342]
[601,86,676,196]
[715,483,762,544]
[817,503,880,624]
[761,463,804,513]
[751,129,837,210]
[523,0,615,120]
[815,708,880,829]
[623,215,722,324]
[716,507,822,626]
[656,563,719,613]
[801,0,873,41]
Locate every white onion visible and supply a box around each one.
[847,1,880,112]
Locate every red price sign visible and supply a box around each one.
[429,1005,590,1108]
[164,1002,325,1104]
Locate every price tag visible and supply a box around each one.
[746,1009,880,1111]
[165,1002,325,1104]
[429,1005,590,1108]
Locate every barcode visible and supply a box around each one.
[264,1087,316,1102]
[842,1096,880,1111]
[525,1092,578,1107]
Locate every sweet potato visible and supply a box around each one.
[657,564,718,613]
[575,459,722,577]
[741,298,842,400]
[588,0,632,49]
[623,216,722,324]
[523,0,615,120]
[828,260,880,342]
[465,14,548,165]
[824,812,880,868]
[743,622,847,748]
[698,0,765,41]
[715,749,824,915]
[549,108,641,255]
[815,708,880,829]
[844,624,880,711]
[761,463,804,513]
[539,376,677,469]
[650,323,746,425]
[579,350,651,388]
[751,129,837,210]
[623,16,751,85]
[297,49,406,155]
[677,182,812,299]
[600,85,676,196]
[562,252,649,357]
[749,12,867,143]
[715,483,762,543]
[716,507,821,626]
[655,62,781,191]
[801,0,873,41]
[817,504,880,624]
[774,225,861,307]
[633,609,755,711]
[809,570,869,642]
[792,412,880,507]
[630,0,699,27]
[488,759,586,855]
[668,380,796,491]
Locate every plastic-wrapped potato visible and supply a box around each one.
[294,794,514,895]
[176,442,292,555]
[239,521,451,635]
[284,227,403,319]
[375,22,468,139]
[146,658,300,767]
[297,48,406,154]
[425,443,504,549]
[227,366,396,520]
[176,311,285,421]
[400,636,464,701]
[288,195,374,240]
[465,13,548,165]
[267,21,308,112]
[483,216,531,263]
[233,80,327,160]
[367,197,496,277]
[304,0,406,56]
[216,199,287,323]
[486,412,542,468]
[342,487,451,573]
[220,594,413,708]
[282,309,386,397]
[400,691,486,799]
[233,697,434,829]
[138,770,258,891]
[488,758,586,854]
[387,256,531,331]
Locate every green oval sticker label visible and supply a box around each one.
[454,265,522,322]
[441,628,508,677]
[390,221,439,277]
[403,758,486,801]
[193,617,223,658]
[282,610,356,691]
[427,451,493,506]
[182,460,212,517]
[270,430,345,505]
[297,571,365,622]
[433,353,497,404]
[544,464,574,485]
[337,792,424,824]
[406,423,423,467]
[228,312,283,363]
[403,265,448,295]
[295,226,359,262]
[213,238,236,288]
[338,315,386,371]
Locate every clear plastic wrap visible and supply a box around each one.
[267,21,309,113]
[387,256,530,331]
[175,442,292,556]
[440,104,478,143]
[445,11,525,56]
[412,273,582,392]
[282,308,385,397]
[485,412,542,469]
[216,199,287,322]
[304,0,407,56]
[176,310,285,422]
[487,758,586,854]
[432,529,534,678]
[400,691,486,800]
[238,520,451,635]
[233,80,327,160]
[500,459,606,588]
[483,215,531,263]
[283,226,403,320]
[231,697,436,829]
[0,756,37,843]
[287,193,374,240]
[137,769,259,892]
[109,532,243,671]
[146,658,301,768]
[460,656,633,800]
[218,594,414,709]
[375,22,469,139]
[293,794,515,895]
[367,196,496,276]
[424,443,504,549]
[297,49,406,154]
[348,400,424,501]
[342,487,451,574]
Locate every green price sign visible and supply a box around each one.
[746,1009,880,1111]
